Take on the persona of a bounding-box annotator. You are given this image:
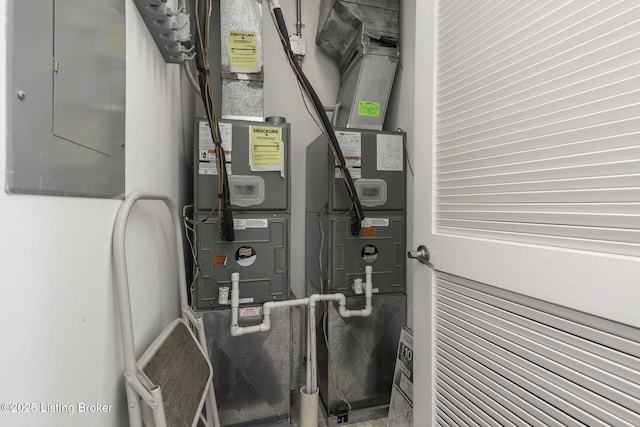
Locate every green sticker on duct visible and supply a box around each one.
[358,101,381,117]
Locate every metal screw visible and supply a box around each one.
[16,90,26,100]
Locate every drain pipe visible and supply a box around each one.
[230,272,309,336]
[229,267,373,426]
[302,266,373,427]
[338,265,373,318]
[307,266,373,389]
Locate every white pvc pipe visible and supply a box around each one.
[309,300,318,393]
[300,386,319,427]
[338,266,373,318]
[308,294,341,392]
[306,310,312,393]
[228,268,375,424]
[229,268,373,336]
[230,272,309,336]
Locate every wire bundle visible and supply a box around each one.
[267,0,365,235]
[193,0,235,241]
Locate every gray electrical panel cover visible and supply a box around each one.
[194,119,290,212]
[6,0,125,198]
[193,213,290,310]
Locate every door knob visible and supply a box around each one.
[408,245,433,268]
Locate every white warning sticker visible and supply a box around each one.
[239,306,262,318]
[376,133,403,171]
[334,131,362,179]
[361,218,390,227]
[233,219,269,230]
[198,121,233,175]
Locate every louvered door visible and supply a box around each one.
[410,1,640,425]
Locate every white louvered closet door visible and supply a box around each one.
[411,1,640,425]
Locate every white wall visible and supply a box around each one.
[0,1,191,425]
[262,0,340,298]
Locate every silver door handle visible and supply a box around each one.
[408,245,433,268]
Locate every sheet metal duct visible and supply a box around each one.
[316,0,399,129]
[203,307,291,426]
[220,0,264,121]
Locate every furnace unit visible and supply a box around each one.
[194,116,293,426]
[306,127,407,425]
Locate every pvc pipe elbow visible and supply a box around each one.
[262,313,271,331]
[361,303,372,317]
[308,294,319,308]
[231,323,269,337]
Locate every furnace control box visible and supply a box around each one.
[306,128,406,213]
[194,118,290,213]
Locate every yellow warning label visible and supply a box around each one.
[228,30,259,72]
[251,126,282,167]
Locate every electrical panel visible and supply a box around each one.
[6,0,125,198]
[194,118,290,213]
[192,213,290,310]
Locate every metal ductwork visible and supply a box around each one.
[316,0,400,130]
[220,0,264,121]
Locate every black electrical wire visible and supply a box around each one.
[269,3,365,235]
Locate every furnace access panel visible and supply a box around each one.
[194,118,290,213]
[193,213,290,310]
[306,128,406,214]
[306,128,407,295]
